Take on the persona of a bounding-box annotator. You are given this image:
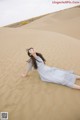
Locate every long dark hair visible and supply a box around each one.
[26,47,46,69]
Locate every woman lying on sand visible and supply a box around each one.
[22,47,80,90]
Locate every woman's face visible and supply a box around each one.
[29,48,36,55]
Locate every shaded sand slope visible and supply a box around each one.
[21,6,80,39]
[0,28,80,120]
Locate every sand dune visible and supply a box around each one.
[0,6,80,120]
[21,6,80,39]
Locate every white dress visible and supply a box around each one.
[27,55,77,88]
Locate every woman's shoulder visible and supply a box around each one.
[35,55,43,62]
[35,55,41,59]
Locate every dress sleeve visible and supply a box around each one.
[26,59,33,72]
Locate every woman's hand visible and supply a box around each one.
[21,72,28,77]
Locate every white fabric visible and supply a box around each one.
[27,55,77,88]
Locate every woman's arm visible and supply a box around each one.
[21,60,33,77]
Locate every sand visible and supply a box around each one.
[21,6,80,39]
[0,6,80,120]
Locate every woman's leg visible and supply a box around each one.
[75,75,80,79]
[71,84,80,89]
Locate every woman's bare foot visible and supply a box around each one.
[72,84,80,90]
[21,73,28,77]
[75,75,80,79]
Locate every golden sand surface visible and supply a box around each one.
[0,6,80,120]
[21,6,80,39]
